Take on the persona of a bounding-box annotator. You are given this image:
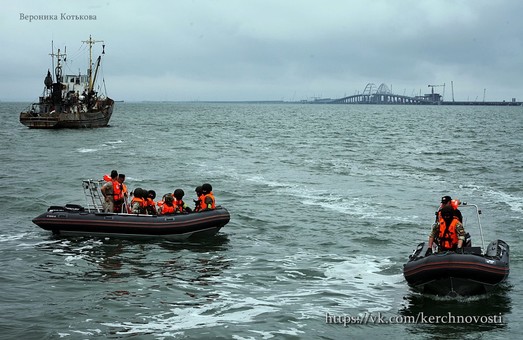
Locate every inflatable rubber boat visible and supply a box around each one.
[403,203,509,296]
[33,204,230,240]
[32,179,230,240]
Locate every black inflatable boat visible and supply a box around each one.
[403,203,509,296]
[32,179,230,240]
[33,204,230,240]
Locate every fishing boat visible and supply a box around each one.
[20,35,114,128]
[403,203,509,296]
[32,180,230,240]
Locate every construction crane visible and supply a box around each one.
[428,84,445,102]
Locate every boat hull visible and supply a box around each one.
[403,240,509,296]
[20,98,114,128]
[33,204,230,240]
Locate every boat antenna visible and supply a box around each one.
[82,35,104,92]
[50,40,55,82]
[50,48,66,83]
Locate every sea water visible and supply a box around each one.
[0,102,522,339]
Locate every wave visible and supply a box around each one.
[98,252,403,337]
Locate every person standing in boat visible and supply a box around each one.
[111,174,127,213]
[428,205,466,253]
[439,195,463,222]
[199,183,216,212]
[101,170,118,212]
[116,174,130,213]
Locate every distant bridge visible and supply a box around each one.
[310,83,437,104]
[306,82,522,105]
[329,83,434,104]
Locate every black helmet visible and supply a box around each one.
[195,186,203,196]
[173,189,185,200]
[202,183,212,193]
[133,187,144,198]
[148,190,156,199]
[441,196,452,204]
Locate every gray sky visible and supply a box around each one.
[2,0,523,102]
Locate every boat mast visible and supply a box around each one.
[50,40,54,82]
[49,42,66,82]
[82,35,104,92]
[49,47,66,83]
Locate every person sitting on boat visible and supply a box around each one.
[145,190,158,215]
[428,205,466,253]
[173,189,193,214]
[101,170,118,212]
[199,183,216,212]
[193,186,203,212]
[158,194,175,215]
[131,188,147,214]
[439,195,463,222]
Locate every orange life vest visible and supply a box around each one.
[194,195,204,212]
[174,199,187,213]
[131,197,146,213]
[160,204,175,214]
[451,199,460,210]
[146,198,157,215]
[438,214,460,250]
[199,192,216,210]
[112,180,122,202]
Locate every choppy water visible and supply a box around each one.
[0,102,522,339]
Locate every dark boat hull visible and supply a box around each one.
[20,98,114,128]
[33,204,230,240]
[403,240,509,296]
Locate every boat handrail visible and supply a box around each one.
[82,179,104,212]
[459,202,486,252]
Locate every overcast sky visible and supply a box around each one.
[1,0,523,102]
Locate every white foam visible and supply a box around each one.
[483,188,523,213]
[77,148,98,153]
[102,297,280,336]
[0,233,28,243]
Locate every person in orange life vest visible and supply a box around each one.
[158,194,176,215]
[173,189,193,214]
[131,188,147,214]
[439,195,463,222]
[113,173,128,213]
[199,183,216,212]
[118,174,131,213]
[145,190,158,215]
[101,170,118,212]
[193,186,203,212]
[428,205,466,253]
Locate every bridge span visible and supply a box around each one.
[327,83,433,104]
[306,83,521,105]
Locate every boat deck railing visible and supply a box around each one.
[82,179,105,212]
[460,202,486,252]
